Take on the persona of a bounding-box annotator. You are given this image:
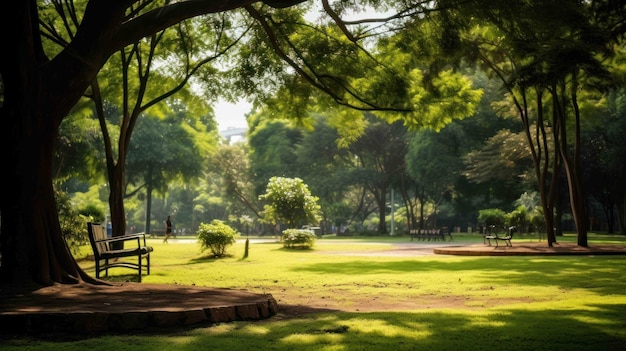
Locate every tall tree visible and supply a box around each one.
[126,112,206,233]
[0,0,310,287]
[443,0,625,246]
[259,176,321,229]
[41,3,234,240]
[294,115,355,233]
[406,129,462,228]
[210,142,261,219]
[348,116,408,234]
[583,88,626,234]
[247,117,302,195]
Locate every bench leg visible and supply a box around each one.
[138,255,142,282]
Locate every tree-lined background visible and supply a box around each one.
[53,1,626,240]
[1,0,624,286]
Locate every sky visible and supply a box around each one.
[214,99,252,131]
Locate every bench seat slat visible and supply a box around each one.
[483,226,516,247]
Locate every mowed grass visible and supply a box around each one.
[4,234,626,350]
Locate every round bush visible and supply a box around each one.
[197,220,238,257]
[281,229,317,249]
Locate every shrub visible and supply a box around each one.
[529,207,546,233]
[507,206,529,233]
[478,208,506,227]
[55,188,90,256]
[197,220,238,257]
[282,229,317,249]
[78,204,104,223]
[259,177,321,229]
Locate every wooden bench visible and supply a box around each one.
[87,222,153,282]
[409,227,452,241]
[484,226,516,247]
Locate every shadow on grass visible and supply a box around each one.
[164,303,626,351]
[189,254,236,263]
[5,302,624,351]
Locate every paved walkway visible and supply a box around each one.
[434,242,626,256]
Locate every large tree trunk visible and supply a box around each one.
[0,0,309,288]
[1,105,81,285]
[0,63,96,286]
[0,0,112,287]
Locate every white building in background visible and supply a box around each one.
[219,127,247,143]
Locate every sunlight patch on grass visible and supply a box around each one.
[468,313,510,328]
[204,323,239,334]
[347,318,432,338]
[570,314,616,326]
[239,324,271,335]
[66,236,626,351]
[280,332,345,345]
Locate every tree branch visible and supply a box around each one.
[111,0,304,52]
[246,5,411,112]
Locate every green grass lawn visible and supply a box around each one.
[4,233,626,350]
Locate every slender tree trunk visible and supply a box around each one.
[552,81,588,246]
[554,186,564,236]
[108,163,128,248]
[519,89,558,246]
[617,196,626,235]
[376,185,387,234]
[398,175,417,231]
[568,80,588,246]
[600,196,615,234]
[418,187,426,229]
[145,178,154,234]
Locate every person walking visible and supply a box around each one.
[164,215,173,243]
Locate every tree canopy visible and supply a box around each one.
[259,176,321,229]
[0,0,624,288]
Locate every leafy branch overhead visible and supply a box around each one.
[241,1,484,130]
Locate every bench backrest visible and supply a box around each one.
[507,226,517,238]
[88,222,110,255]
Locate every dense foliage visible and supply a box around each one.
[55,189,91,255]
[281,228,317,249]
[196,220,238,257]
[3,0,625,287]
[259,177,321,229]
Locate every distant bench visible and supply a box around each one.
[409,227,453,241]
[484,226,516,247]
